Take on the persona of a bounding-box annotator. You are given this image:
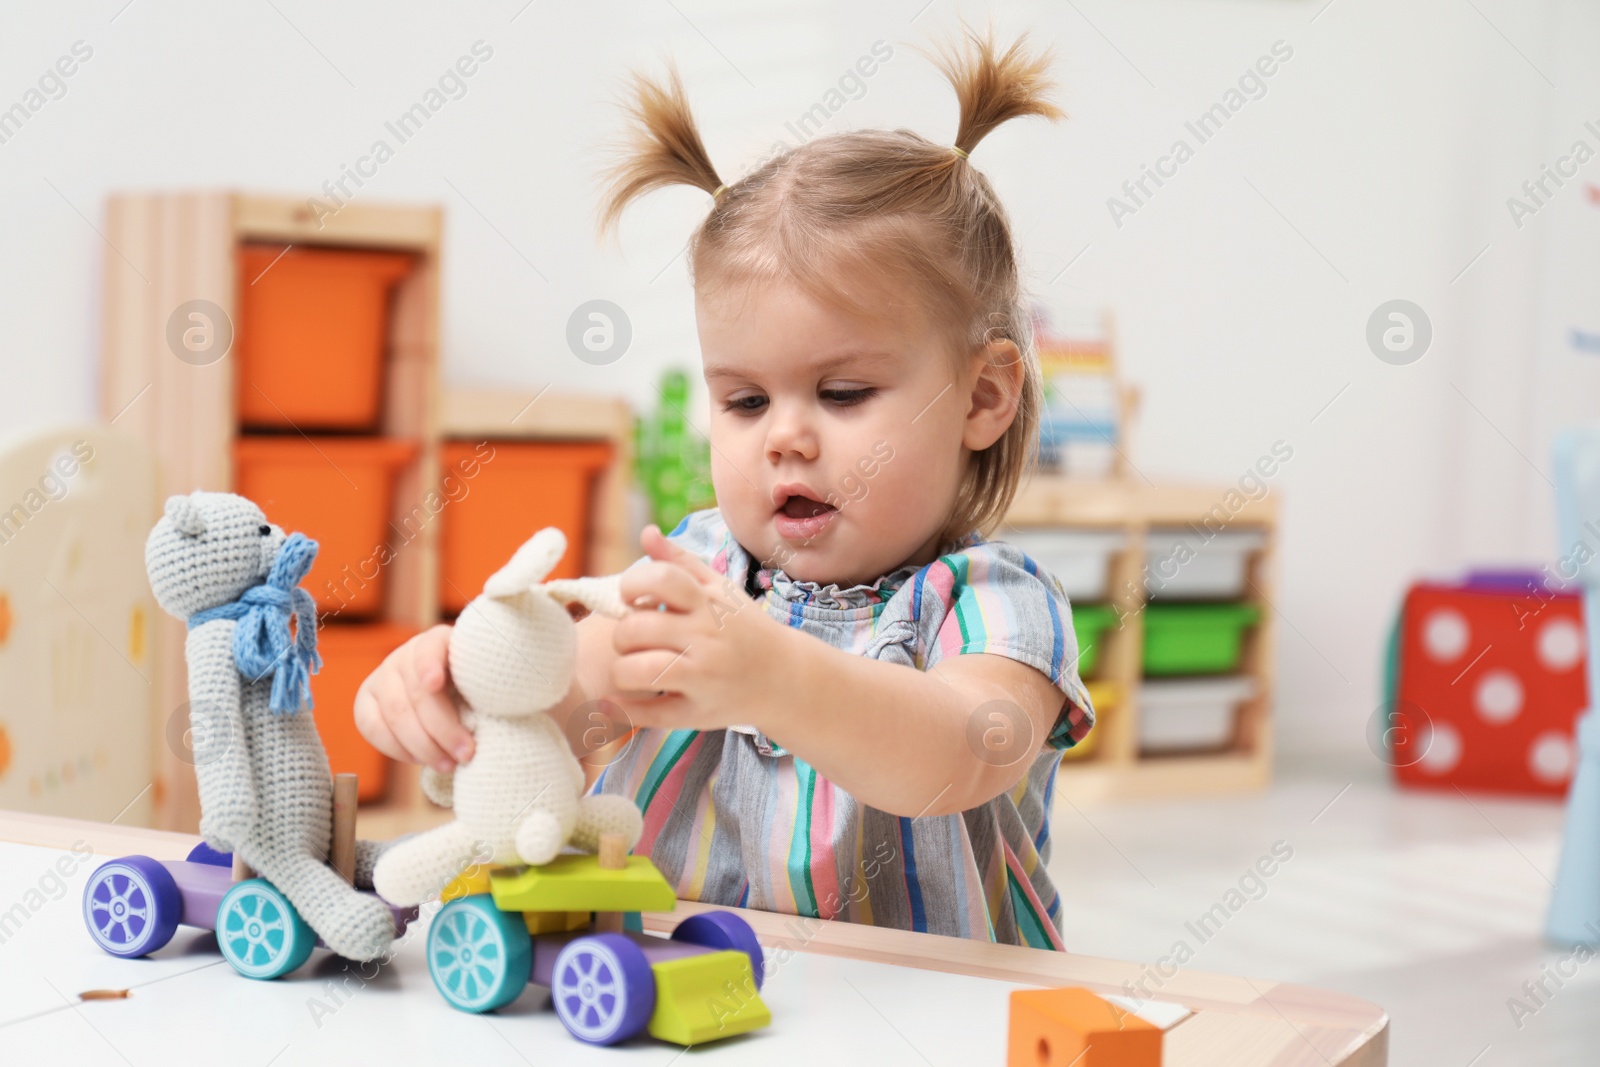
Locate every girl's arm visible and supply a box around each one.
[755,637,1066,818]
[610,527,1069,818]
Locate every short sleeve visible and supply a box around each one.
[919,541,1096,752]
[623,508,747,583]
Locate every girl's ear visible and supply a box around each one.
[541,575,626,620]
[962,338,1024,451]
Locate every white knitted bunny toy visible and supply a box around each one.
[372,528,645,907]
[145,492,396,962]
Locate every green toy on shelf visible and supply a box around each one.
[635,369,715,531]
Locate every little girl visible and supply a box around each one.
[356,25,1094,950]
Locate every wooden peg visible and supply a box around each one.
[593,832,628,932]
[598,832,627,870]
[331,772,358,884]
[231,853,254,882]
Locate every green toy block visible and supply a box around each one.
[647,950,771,1045]
[488,854,677,914]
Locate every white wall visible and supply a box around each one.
[0,0,1586,758]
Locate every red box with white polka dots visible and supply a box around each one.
[1392,581,1586,796]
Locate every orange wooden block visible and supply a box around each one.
[1008,987,1161,1067]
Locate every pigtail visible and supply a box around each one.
[596,61,726,243]
[920,21,1066,159]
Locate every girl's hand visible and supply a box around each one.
[353,623,475,773]
[611,524,792,730]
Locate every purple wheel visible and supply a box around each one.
[185,842,232,868]
[670,911,766,989]
[550,933,655,1045]
[82,856,182,958]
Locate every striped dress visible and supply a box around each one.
[592,508,1095,949]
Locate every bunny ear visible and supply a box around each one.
[482,527,568,599]
[164,493,207,537]
[541,575,626,619]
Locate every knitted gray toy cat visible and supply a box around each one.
[145,491,395,962]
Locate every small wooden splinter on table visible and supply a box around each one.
[593,831,627,933]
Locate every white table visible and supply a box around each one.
[0,811,1388,1065]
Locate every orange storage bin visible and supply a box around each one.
[235,244,416,431]
[310,622,418,801]
[438,441,613,614]
[234,436,420,618]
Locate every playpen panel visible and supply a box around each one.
[0,427,157,823]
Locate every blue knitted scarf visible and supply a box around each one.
[187,532,323,714]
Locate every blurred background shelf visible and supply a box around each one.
[1003,475,1279,805]
[99,191,629,832]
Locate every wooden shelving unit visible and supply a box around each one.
[99,192,632,832]
[100,192,443,831]
[1004,476,1279,804]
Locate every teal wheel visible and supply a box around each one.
[427,894,531,1013]
[216,879,316,980]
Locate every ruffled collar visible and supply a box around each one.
[755,562,921,610]
[744,531,983,612]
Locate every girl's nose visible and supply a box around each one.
[765,406,819,463]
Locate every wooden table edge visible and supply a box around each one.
[3,809,1388,1063]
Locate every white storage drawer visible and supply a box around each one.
[1000,527,1128,602]
[1144,528,1266,600]
[1138,677,1257,754]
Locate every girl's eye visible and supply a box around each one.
[822,387,876,407]
[258,525,272,536]
[720,388,874,414]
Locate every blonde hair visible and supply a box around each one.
[597,23,1065,546]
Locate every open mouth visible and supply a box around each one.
[778,493,836,519]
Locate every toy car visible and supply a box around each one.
[427,836,771,1047]
[82,773,417,979]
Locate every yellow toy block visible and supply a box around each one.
[1008,987,1161,1067]
[523,910,592,935]
[439,865,495,903]
[647,950,770,1045]
[489,853,677,914]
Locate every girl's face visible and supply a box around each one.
[696,276,974,587]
